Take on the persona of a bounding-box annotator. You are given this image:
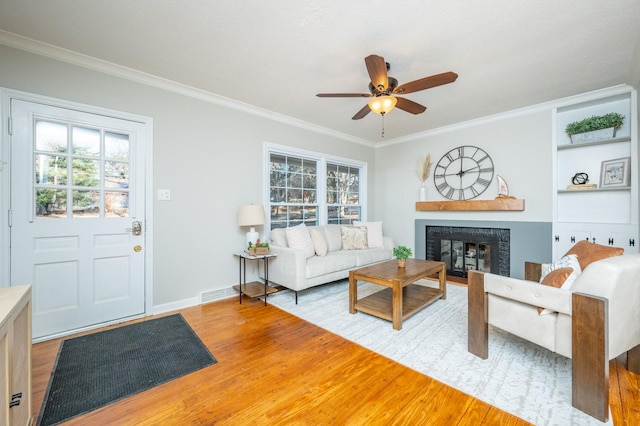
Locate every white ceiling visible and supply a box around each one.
[1,0,640,144]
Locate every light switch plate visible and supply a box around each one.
[157,189,171,201]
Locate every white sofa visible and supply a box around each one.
[260,223,394,302]
[468,241,640,422]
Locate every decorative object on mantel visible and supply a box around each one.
[567,172,596,190]
[416,153,433,201]
[565,112,624,144]
[600,157,631,188]
[495,175,516,199]
[393,245,412,268]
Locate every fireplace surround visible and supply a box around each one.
[426,226,510,277]
[415,219,552,280]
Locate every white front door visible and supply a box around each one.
[10,99,148,340]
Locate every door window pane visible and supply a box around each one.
[105,161,129,188]
[35,154,67,185]
[72,190,100,218]
[72,158,100,187]
[35,120,67,152]
[105,132,129,159]
[36,189,67,218]
[104,191,129,217]
[72,126,100,156]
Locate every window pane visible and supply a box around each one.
[72,158,100,187]
[105,132,129,159]
[72,190,100,218]
[35,154,67,185]
[36,189,67,218]
[35,120,67,152]
[105,161,129,188]
[105,191,129,217]
[72,126,100,156]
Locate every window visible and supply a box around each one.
[267,146,366,230]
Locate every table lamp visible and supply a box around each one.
[237,204,266,246]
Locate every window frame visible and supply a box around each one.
[264,143,367,231]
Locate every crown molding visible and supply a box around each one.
[0,30,373,147]
[377,84,634,147]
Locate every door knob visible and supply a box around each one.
[127,221,143,236]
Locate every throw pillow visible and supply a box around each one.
[353,221,384,248]
[341,226,368,250]
[537,267,574,315]
[309,227,328,257]
[539,254,582,290]
[285,223,315,258]
[564,240,624,271]
[323,225,343,252]
[269,228,288,247]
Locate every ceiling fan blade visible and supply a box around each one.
[352,104,371,120]
[364,54,388,93]
[316,93,372,98]
[394,71,458,95]
[395,97,427,115]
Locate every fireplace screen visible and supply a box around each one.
[426,226,510,277]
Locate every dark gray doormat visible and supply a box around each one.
[38,314,217,426]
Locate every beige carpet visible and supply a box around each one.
[266,279,611,425]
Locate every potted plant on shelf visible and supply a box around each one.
[565,112,624,144]
[393,245,412,268]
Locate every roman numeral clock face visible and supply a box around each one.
[433,146,494,200]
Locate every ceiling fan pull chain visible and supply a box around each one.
[381,113,385,138]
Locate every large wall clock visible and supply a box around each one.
[433,145,494,200]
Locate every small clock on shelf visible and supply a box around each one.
[433,145,495,200]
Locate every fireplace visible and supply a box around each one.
[426,226,510,278]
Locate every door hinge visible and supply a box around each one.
[7,116,12,135]
[8,209,12,227]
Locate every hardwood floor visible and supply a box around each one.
[31,296,640,425]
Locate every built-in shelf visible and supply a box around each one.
[557,186,631,193]
[415,198,525,211]
[557,136,630,150]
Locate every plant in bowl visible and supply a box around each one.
[565,112,624,142]
[248,240,269,255]
[393,245,412,268]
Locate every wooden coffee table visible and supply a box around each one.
[349,259,446,330]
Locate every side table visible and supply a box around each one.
[232,252,278,305]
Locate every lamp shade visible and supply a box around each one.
[237,204,266,227]
[368,95,397,115]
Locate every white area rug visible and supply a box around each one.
[266,280,611,425]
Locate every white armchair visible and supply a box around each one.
[468,249,640,422]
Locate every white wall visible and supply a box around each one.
[374,108,553,252]
[0,45,376,308]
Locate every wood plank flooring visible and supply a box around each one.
[31,295,640,425]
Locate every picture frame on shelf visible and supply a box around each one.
[599,157,631,188]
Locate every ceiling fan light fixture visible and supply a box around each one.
[368,95,397,115]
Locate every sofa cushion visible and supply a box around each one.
[324,225,343,252]
[270,228,288,247]
[341,226,368,250]
[285,223,315,258]
[564,240,624,271]
[353,221,384,248]
[305,251,358,279]
[309,226,328,257]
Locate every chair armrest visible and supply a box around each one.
[260,245,307,291]
[484,273,572,315]
[525,261,543,282]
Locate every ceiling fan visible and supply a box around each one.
[317,54,458,120]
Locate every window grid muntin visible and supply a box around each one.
[33,118,131,218]
[268,149,364,230]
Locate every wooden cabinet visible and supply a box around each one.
[0,286,32,426]
[553,88,638,258]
